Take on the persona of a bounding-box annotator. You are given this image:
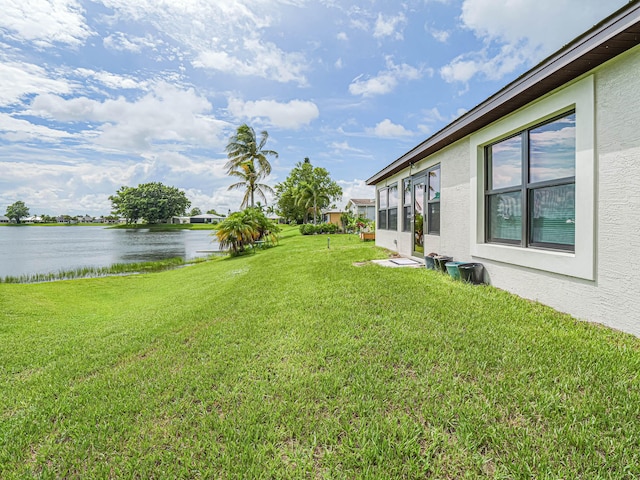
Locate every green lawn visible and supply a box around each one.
[2,228,640,478]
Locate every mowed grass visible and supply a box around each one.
[1,227,640,478]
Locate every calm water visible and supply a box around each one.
[0,226,219,278]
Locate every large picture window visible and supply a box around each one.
[377,184,398,230]
[485,111,575,251]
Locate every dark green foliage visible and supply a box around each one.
[299,222,339,235]
[215,207,281,254]
[109,182,191,224]
[5,200,30,223]
[275,158,342,224]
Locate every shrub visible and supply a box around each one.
[299,223,339,235]
[216,208,280,255]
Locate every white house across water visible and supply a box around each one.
[367,3,640,336]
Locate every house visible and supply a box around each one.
[366,3,640,336]
[322,208,344,229]
[0,215,9,223]
[345,199,376,222]
[189,213,225,224]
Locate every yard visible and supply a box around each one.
[1,227,639,478]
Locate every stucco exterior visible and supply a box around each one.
[371,43,640,336]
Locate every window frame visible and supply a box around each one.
[426,164,441,236]
[377,183,398,231]
[402,177,412,232]
[484,112,576,252]
[470,75,595,281]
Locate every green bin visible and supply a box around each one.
[445,261,465,280]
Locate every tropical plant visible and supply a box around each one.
[274,158,342,224]
[225,124,278,208]
[215,208,280,255]
[5,201,30,223]
[227,161,275,210]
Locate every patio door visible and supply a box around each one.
[412,177,426,256]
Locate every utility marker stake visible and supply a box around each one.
[327,237,330,249]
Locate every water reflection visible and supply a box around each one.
[0,226,218,278]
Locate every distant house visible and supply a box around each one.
[322,208,344,229]
[366,2,640,336]
[189,213,224,224]
[0,215,9,223]
[24,216,42,223]
[345,199,376,222]
[171,216,190,224]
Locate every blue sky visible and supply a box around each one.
[0,0,627,216]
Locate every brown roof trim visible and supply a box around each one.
[366,1,640,185]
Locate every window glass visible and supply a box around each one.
[388,208,398,231]
[402,178,411,232]
[388,185,398,208]
[488,192,522,241]
[428,168,440,200]
[427,203,440,235]
[530,184,575,246]
[378,209,387,230]
[529,113,576,183]
[378,189,388,209]
[490,134,522,189]
[403,178,411,205]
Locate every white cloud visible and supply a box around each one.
[193,37,308,85]
[349,57,424,97]
[0,0,93,47]
[103,32,159,53]
[337,32,348,41]
[0,113,74,142]
[441,0,627,84]
[367,119,413,138]
[373,13,407,40]
[460,0,623,52]
[100,0,309,85]
[29,82,227,151]
[337,179,375,208]
[0,60,73,106]
[440,43,530,83]
[227,98,319,129]
[431,29,450,43]
[75,68,147,90]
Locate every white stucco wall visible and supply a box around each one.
[375,46,640,336]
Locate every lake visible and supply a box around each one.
[0,226,219,278]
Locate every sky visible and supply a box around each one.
[0,0,628,217]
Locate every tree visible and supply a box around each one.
[109,182,191,224]
[206,208,224,217]
[225,124,278,208]
[274,158,342,224]
[6,201,30,223]
[190,207,202,216]
[297,181,331,225]
[215,207,280,255]
[227,161,275,209]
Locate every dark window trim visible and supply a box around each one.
[377,183,398,231]
[402,177,412,232]
[484,111,575,251]
[426,164,441,236]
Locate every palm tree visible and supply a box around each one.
[227,161,275,209]
[296,182,330,225]
[225,125,278,208]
